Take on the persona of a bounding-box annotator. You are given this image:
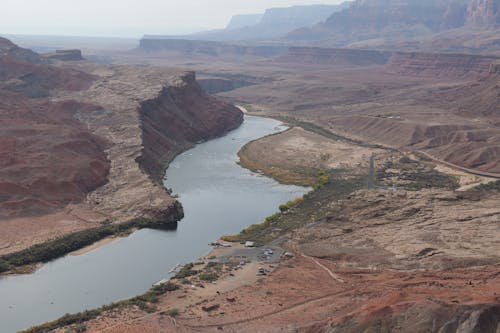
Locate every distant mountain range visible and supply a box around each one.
[141,0,500,55]
[287,0,500,54]
[144,3,352,42]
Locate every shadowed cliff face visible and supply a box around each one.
[137,72,243,181]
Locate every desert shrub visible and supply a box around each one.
[316,170,331,188]
[199,272,219,282]
[399,156,415,164]
[0,259,11,273]
[174,263,198,279]
[279,196,304,212]
[167,308,179,317]
[475,180,500,192]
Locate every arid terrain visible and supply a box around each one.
[2,0,500,332]
[46,147,500,333]
[0,36,242,260]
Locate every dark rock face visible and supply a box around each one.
[137,72,244,181]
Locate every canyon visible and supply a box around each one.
[0,37,242,257]
[2,0,500,332]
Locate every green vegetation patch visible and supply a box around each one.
[21,282,178,333]
[174,263,199,279]
[222,169,366,246]
[0,204,182,274]
[474,180,500,192]
[377,157,459,191]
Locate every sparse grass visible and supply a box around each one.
[174,263,199,279]
[474,180,500,192]
[377,159,459,191]
[166,308,179,317]
[199,272,219,282]
[222,169,366,246]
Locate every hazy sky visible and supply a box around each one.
[1,0,344,37]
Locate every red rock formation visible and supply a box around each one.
[137,72,243,181]
[0,91,110,218]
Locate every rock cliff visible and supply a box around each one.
[286,0,500,54]
[466,0,500,26]
[137,72,243,181]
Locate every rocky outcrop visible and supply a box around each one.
[277,47,390,66]
[0,36,42,63]
[139,38,287,58]
[466,0,500,26]
[0,41,95,97]
[137,72,243,181]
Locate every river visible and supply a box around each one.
[0,116,309,332]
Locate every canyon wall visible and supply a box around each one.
[137,72,243,181]
[277,47,390,66]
